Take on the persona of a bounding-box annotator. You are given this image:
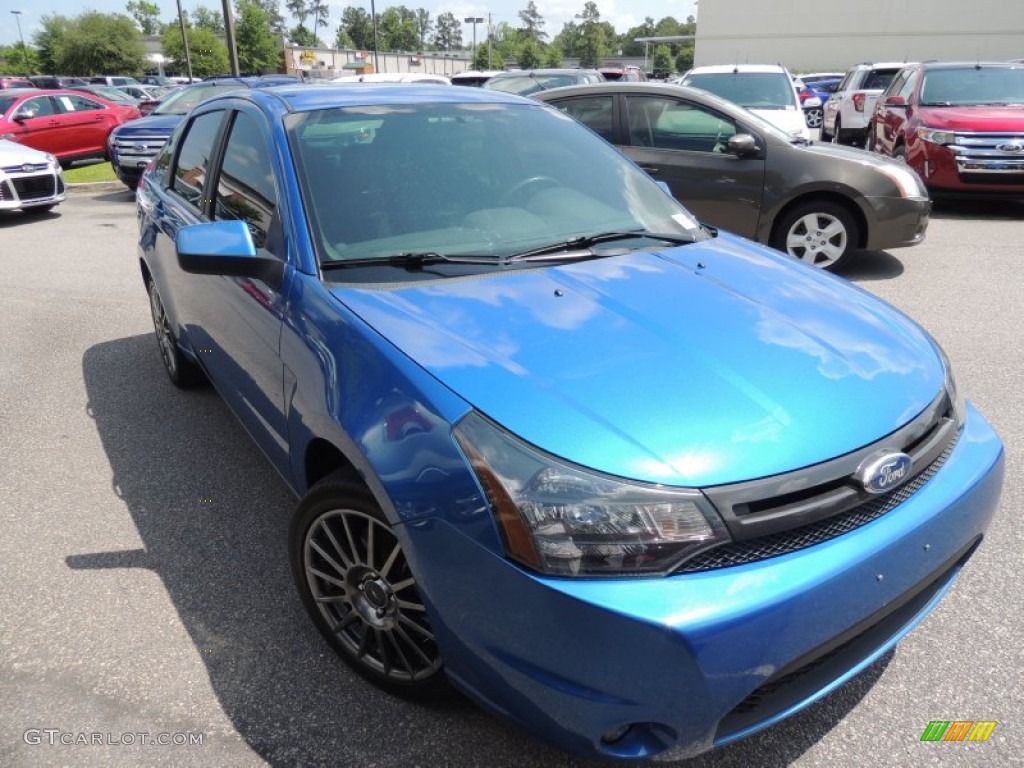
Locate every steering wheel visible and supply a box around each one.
[500,175,559,206]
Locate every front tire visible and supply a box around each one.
[771,201,860,270]
[289,473,446,696]
[805,108,823,128]
[147,280,204,387]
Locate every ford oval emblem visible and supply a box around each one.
[856,452,913,495]
[996,141,1024,153]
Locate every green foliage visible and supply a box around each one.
[652,44,672,78]
[54,12,148,76]
[543,44,563,68]
[340,7,374,50]
[552,20,580,58]
[247,0,286,35]
[575,2,605,69]
[235,0,279,73]
[288,25,322,47]
[379,6,418,52]
[33,15,72,74]
[472,41,493,71]
[517,37,542,69]
[126,1,162,35]
[674,47,693,74]
[432,11,462,51]
[191,7,225,34]
[414,9,431,50]
[0,43,38,75]
[162,24,229,76]
[517,1,546,42]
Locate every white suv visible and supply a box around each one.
[822,62,909,145]
[680,64,809,140]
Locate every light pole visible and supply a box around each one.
[11,11,28,76]
[370,0,380,73]
[464,16,483,71]
[174,0,194,82]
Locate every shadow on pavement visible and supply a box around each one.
[929,198,1024,220]
[77,333,890,767]
[834,249,904,282]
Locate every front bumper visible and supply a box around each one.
[406,403,1002,760]
[862,194,931,250]
[0,167,65,210]
[912,139,1024,196]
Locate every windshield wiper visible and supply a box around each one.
[323,252,501,271]
[505,231,698,262]
[919,101,953,107]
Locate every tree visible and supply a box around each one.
[163,25,229,76]
[379,6,417,52]
[34,15,72,74]
[235,0,279,73]
[286,0,310,31]
[517,37,542,69]
[0,43,38,75]
[517,1,546,42]
[249,0,286,35]
[288,26,322,47]
[414,9,431,50]
[472,41,493,71]
[674,47,693,74]
[56,13,148,75]
[621,17,654,56]
[575,2,605,69]
[308,0,330,47]
[543,44,563,68]
[126,1,162,35]
[552,20,581,58]
[192,7,225,34]
[652,44,672,78]
[340,7,374,50]
[432,12,461,51]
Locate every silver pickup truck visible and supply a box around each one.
[822,62,910,145]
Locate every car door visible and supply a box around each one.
[619,93,766,239]
[159,106,293,472]
[7,95,63,155]
[51,93,111,157]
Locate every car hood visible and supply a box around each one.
[331,235,943,487]
[111,113,183,137]
[0,138,49,163]
[918,106,1024,132]
[750,107,810,139]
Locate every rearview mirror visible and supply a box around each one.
[176,220,283,288]
[726,134,759,157]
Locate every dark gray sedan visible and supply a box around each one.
[534,82,931,269]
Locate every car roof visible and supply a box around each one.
[850,62,914,70]
[530,81,754,116]
[489,68,601,77]
[222,83,535,113]
[686,64,789,74]
[916,60,1024,70]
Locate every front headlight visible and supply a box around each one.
[44,153,60,170]
[454,412,729,577]
[935,344,967,427]
[876,162,928,199]
[917,126,955,145]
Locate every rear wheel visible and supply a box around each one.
[289,474,446,697]
[805,108,823,128]
[831,117,843,144]
[771,201,860,271]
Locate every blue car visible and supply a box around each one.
[136,84,1003,761]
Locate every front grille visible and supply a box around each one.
[112,135,168,166]
[12,175,57,202]
[1,162,49,173]
[951,132,1024,176]
[679,435,956,572]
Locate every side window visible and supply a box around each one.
[213,111,281,257]
[552,95,616,142]
[898,71,919,101]
[624,95,737,153]
[55,94,104,113]
[835,71,854,93]
[883,71,908,99]
[18,96,56,118]
[172,111,225,209]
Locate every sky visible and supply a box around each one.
[3,0,698,49]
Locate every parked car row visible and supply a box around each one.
[134,80,1003,764]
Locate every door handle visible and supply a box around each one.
[48,120,60,126]
[639,165,659,173]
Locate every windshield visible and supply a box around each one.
[86,86,136,104]
[920,66,1024,105]
[484,74,578,95]
[682,72,798,110]
[287,102,706,267]
[0,95,19,115]
[153,84,244,115]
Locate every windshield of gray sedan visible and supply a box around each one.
[286,102,706,265]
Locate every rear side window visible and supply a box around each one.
[862,69,900,90]
[552,95,616,142]
[173,111,225,209]
[55,94,104,113]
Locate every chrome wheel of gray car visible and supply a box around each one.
[805,108,823,128]
[772,201,860,271]
[301,504,442,686]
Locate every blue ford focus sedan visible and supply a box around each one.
[136,85,1003,760]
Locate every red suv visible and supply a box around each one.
[868,61,1024,195]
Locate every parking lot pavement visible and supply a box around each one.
[1,193,1021,767]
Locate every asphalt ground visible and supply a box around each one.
[0,189,1021,767]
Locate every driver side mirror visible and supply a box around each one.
[12,110,36,123]
[726,134,759,157]
[884,95,908,107]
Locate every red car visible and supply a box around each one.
[0,89,141,167]
[868,61,1024,195]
